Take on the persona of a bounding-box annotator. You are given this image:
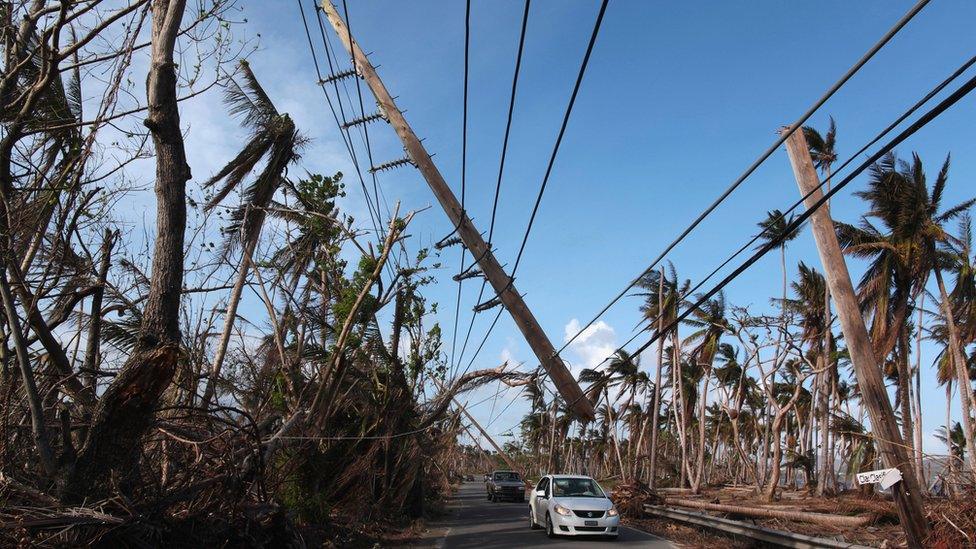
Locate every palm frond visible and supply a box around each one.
[223,60,279,130]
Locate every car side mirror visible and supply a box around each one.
[535,490,547,498]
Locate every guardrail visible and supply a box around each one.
[643,505,874,549]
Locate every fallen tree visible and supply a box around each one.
[665,498,873,527]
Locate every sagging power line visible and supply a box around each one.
[319,0,596,420]
[557,0,932,359]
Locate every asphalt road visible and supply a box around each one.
[426,481,673,548]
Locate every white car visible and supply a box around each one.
[528,474,619,539]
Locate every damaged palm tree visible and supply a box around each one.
[201,60,305,408]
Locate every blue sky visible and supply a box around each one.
[155,1,976,454]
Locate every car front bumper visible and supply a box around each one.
[493,486,525,500]
[550,512,620,536]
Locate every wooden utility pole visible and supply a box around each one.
[320,0,594,421]
[458,402,520,474]
[430,377,520,473]
[459,418,492,466]
[782,129,928,547]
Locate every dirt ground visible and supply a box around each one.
[621,486,975,548]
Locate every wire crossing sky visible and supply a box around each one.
[187,1,976,453]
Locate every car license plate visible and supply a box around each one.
[584,520,598,526]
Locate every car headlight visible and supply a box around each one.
[553,504,573,516]
[607,506,619,517]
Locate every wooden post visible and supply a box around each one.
[431,375,520,474]
[320,0,594,421]
[458,402,520,474]
[782,128,928,547]
[459,418,489,457]
[458,419,496,474]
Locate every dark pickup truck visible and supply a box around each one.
[485,470,526,502]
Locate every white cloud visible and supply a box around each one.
[563,318,617,377]
[499,338,519,368]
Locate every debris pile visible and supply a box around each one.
[609,480,660,518]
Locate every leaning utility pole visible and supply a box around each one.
[432,376,519,474]
[782,129,928,547]
[457,402,520,475]
[320,0,594,420]
[458,417,492,464]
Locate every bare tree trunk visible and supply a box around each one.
[819,166,835,495]
[546,399,557,474]
[0,273,56,475]
[814,362,827,495]
[201,246,254,407]
[912,296,925,491]
[827,376,840,489]
[668,498,872,527]
[692,367,710,493]
[62,0,190,501]
[897,330,915,477]
[672,335,689,488]
[648,268,665,488]
[764,414,785,502]
[934,269,976,473]
[633,390,650,480]
[605,387,627,480]
[82,229,115,391]
[729,418,759,485]
[945,382,953,484]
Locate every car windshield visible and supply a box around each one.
[552,478,605,498]
[493,472,520,481]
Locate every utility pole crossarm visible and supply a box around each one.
[320,0,594,420]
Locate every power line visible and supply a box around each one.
[449,0,473,377]
[622,69,976,393]
[558,0,931,357]
[340,0,390,223]
[453,0,532,375]
[510,0,608,276]
[572,51,976,380]
[314,2,405,279]
[296,0,384,239]
[487,0,532,248]
[544,51,976,400]
[485,387,523,429]
[456,0,607,378]
[458,306,504,378]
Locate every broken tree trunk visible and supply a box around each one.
[666,498,872,527]
[61,0,190,501]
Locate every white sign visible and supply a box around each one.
[856,468,903,490]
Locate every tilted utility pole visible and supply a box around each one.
[458,417,492,464]
[320,0,594,421]
[457,402,520,475]
[431,376,520,474]
[782,129,928,547]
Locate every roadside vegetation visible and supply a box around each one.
[1,2,974,548]
[0,1,520,545]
